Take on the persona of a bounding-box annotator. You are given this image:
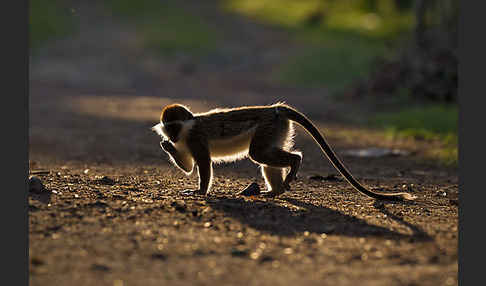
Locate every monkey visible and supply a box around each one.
[151,103,416,201]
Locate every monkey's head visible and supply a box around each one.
[152,104,194,143]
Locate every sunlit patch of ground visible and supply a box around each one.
[70,95,216,122]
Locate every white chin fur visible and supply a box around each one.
[151,123,167,139]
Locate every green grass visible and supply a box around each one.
[276,29,390,92]
[371,104,458,166]
[104,0,219,56]
[222,0,414,38]
[221,0,414,93]
[30,0,77,50]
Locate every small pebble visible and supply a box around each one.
[238,183,261,196]
[231,248,248,257]
[97,176,115,185]
[29,175,44,193]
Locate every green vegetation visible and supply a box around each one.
[222,0,414,93]
[371,104,458,165]
[277,30,389,92]
[222,0,414,38]
[30,0,77,50]
[104,0,219,56]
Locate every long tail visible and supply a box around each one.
[278,105,416,201]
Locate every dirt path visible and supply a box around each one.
[29,1,458,285]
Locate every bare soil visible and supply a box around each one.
[29,1,458,285]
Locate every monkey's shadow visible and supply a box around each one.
[206,196,432,241]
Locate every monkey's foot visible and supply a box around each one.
[180,189,207,196]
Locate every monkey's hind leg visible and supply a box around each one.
[261,166,286,197]
[249,147,302,197]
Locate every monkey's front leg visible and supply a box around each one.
[160,141,194,173]
[181,141,212,196]
[181,163,212,196]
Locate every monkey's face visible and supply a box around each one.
[152,121,181,142]
[161,121,183,142]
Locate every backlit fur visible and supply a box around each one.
[152,102,416,201]
[208,126,257,164]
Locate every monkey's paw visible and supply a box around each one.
[160,140,175,152]
[180,189,207,196]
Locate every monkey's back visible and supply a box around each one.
[193,104,286,139]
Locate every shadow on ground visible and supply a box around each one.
[205,196,432,242]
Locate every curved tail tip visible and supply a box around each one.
[402,193,417,201]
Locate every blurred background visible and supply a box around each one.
[28,3,459,285]
[29,0,458,167]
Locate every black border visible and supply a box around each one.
[458,1,478,286]
[1,0,28,285]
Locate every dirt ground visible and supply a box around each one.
[28,1,458,285]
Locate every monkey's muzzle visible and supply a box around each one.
[151,123,165,137]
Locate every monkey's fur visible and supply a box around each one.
[152,103,416,201]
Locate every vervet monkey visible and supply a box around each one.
[152,103,416,201]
